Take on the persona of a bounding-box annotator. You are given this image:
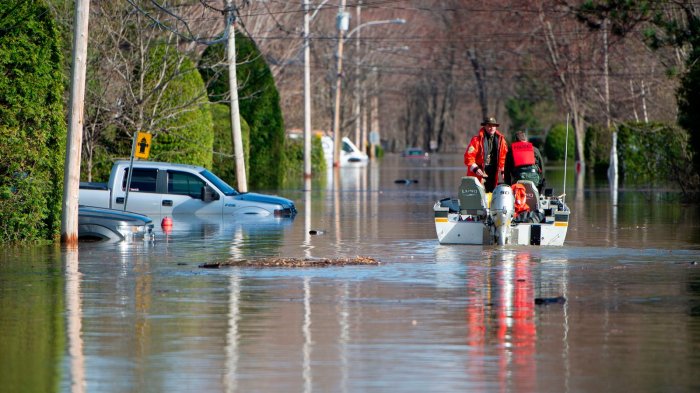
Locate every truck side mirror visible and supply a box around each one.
[201,185,220,202]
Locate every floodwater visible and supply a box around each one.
[1,154,700,393]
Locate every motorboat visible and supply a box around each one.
[433,177,570,245]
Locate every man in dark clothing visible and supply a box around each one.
[505,130,544,190]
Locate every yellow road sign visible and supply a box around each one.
[134,132,152,159]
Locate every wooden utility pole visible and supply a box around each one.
[226,0,247,193]
[332,0,348,168]
[61,0,90,245]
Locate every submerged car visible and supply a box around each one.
[78,206,154,242]
[402,147,430,160]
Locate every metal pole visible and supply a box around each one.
[563,113,569,204]
[303,0,312,186]
[226,0,247,192]
[61,0,90,245]
[332,0,348,168]
[122,131,138,211]
[353,1,362,148]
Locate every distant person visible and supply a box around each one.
[505,130,544,190]
[464,116,508,192]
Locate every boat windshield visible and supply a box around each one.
[200,169,239,196]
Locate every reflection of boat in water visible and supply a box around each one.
[433,177,570,245]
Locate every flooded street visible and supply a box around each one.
[2,154,700,392]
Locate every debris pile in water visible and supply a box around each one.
[199,256,379,268]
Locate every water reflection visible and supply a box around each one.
[4,153,700,392]
[302,277,312,393]
[65,248,85,393]
[0,247,64,392]
[465,251,538,392]
[224,273,240,393]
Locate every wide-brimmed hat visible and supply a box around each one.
[481,117,499,126]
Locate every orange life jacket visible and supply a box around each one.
[511,183,530,214]
[511,141,535,167]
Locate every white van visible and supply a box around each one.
[321,136,369,167]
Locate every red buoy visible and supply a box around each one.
[161,216,173,234]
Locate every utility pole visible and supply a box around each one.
[303,0,312,187]
[353,1,362,149]
[61,0,90,245]
[332,0,349,168]
[226,0,247,192]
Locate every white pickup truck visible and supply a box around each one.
[79,160,296,218]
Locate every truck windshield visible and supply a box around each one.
[200,169,239,196]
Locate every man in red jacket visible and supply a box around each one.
[464,116,508,192]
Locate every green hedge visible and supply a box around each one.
[281,135,327,188]
[0,0,65,243]
[544,123,575,161]
[617,122,695,189]
[211,103,250,188]
[585,124,613,175]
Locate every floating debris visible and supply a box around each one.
[309,230,325,235]
[199,256,379,268]
[394,179,419,184]
[535,296,566,305]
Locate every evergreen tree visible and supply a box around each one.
[0,0,65,242]
[199,32,285,189]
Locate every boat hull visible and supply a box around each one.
[434,200,569,246]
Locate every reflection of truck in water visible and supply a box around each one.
[321,136,368,166]
[79,161,296,218]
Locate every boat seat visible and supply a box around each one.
[458,176,488,216]
[517,180,540,212]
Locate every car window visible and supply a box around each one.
[122,168,158,192]
[167,171,205,199]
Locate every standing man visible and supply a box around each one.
[505,130,544,190]
[464,116,508,192]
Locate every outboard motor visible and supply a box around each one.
[489,184,515,245]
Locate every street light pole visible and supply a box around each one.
[302,0,330,190]
[332,1,349,168]
[354,1,362,150]
[331,17,406,168]
[303,0,312,186]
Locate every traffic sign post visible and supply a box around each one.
[124,131,151,210]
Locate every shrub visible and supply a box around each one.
[281,134,327,188]
[617,122,697,193]
[585,124,612,175]
[544,123,575,161]
[0,1,65,243]
[210,103,250,188]
[145,49,213,168]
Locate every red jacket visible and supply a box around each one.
[511,141,536,167]
[464,128,508,181]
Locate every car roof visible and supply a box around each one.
[114,160,205,171]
